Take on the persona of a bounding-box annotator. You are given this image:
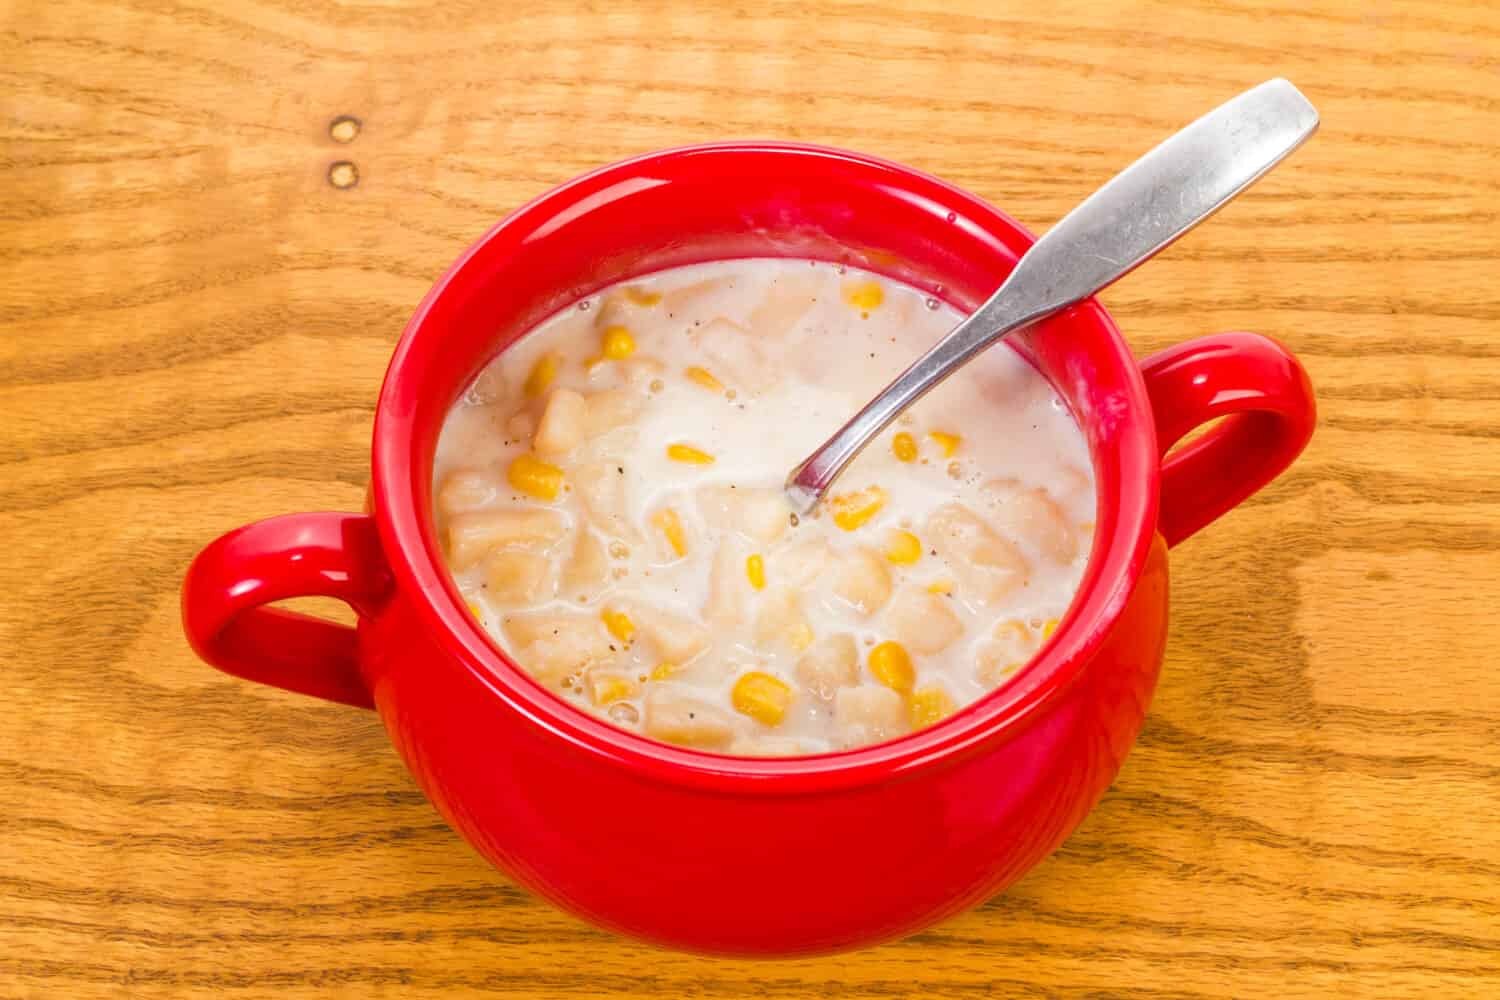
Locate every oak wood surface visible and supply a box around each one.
[2,1,1497,996]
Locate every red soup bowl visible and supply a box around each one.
[182,142,1315,957]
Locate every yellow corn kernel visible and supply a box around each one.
[746,553,767,590]
[884,528,922,564]
[652,507,688,558]
[892,431,918,462]
[666,443,715,465]
[466,600,483,619]
[650,661,677,681]
[843,279,885,312]
[523,352,561,397]
[624,286,662,306]
[789,623,816,652]
[928,431,962,457]
[601,608,636,644]
[996,618,1030,643]
[868,641,915,693]
[589,673,638,706]
[731,671,793,726]
[685,366,725,392]
[601,325,636,360]
[1042,618,1060,640]
[909,686,956,729]
[507,453,564,501]
[927,579,954,595]
[830,485,888,531]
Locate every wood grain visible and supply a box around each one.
[2,0,1497,996]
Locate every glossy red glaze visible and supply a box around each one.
[181,143,1316,956]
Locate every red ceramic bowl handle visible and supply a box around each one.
[181,512,391,708]
[1140,332,1315,548]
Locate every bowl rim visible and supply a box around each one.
[372,141,1160,793]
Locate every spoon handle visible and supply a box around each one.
[786,78,1319,512]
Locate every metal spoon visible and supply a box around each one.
[785,78,1319,512]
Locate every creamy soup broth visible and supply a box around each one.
[431,259,1095,756]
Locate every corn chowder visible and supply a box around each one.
[432,259,1095,755]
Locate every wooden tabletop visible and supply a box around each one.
[4,1,1497,996]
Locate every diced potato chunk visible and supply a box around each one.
[831,545,892,616]
[884,586,963,654]
[795,634,859,700]
[574,462,636,540]
[643,686,735,749]
[983,480,1079,564]
[703,541,747,626]
[446,508,567,571]
[925,502,1029,605]
[833,685,908,748]
[533,388,587,457]
[754,589,815,652]
[731,671,793,726]
[561,528,609,594]
[693,317,773,392]
[584,388,643,438]
[436,468,493,516]
[503,612,612,684]
[484,549,551,603]
[697,486,791,544]
[631,604,711,663]
[975,618,1039,688]
[748,271,820,338]
[778,537,831,588]
[729,737,807,757]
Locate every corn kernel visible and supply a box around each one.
[731,671,793,726]
[868,641,915,693]
[746,553,766,590]
[589,672,638,706]
[650,661,677,681]
[602,608,636,644]
[927,579,954,595]
[601,325,636,360]
[830,485,888,531]
[789,623,816,652]
[523,352,561,397]
[928,431,962,457]
[652,507,688,558]
[507,453,564,501]
[996,619,1030,643]
[892,431,918,462]
[685,366,725,392]
[884,528,922,564]
[666,443,715,465]
[1042,618,1060,640]
[623,286,662,306]
[843,279,885,311]
[466,600,483,619]
[909,686,956,729]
